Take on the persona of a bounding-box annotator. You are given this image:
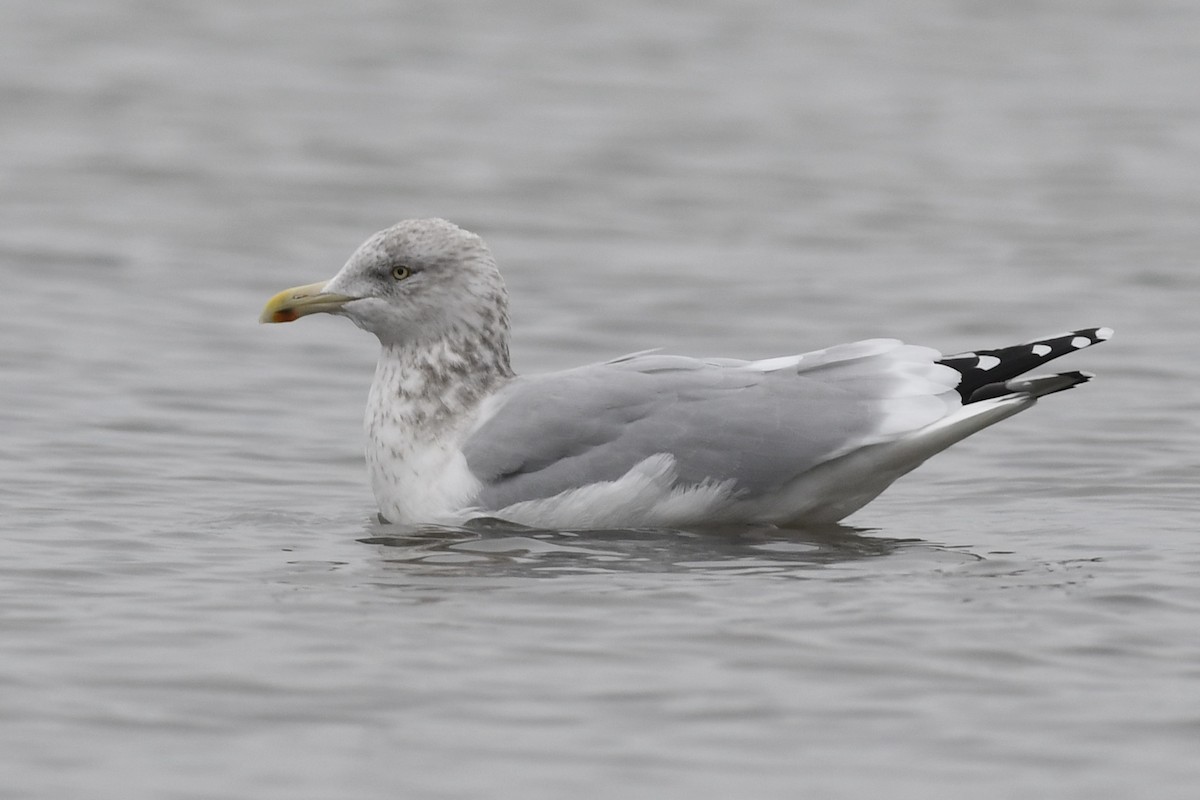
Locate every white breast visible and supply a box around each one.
[363,350,485,525]
[365,424,481,525]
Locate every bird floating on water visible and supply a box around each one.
[260,218,1111,529]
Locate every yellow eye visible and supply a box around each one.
[391,265,412,281]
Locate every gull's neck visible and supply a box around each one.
[364,326,514,524]
[369,330,514,433]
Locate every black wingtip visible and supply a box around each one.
[943,328,1111,403]
[965,370,1095,403]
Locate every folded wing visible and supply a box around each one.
[462,339,962,511]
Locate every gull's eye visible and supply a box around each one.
[391,264,412,281]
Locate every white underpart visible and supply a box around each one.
[367,429,481,525]
[364,347,485,525]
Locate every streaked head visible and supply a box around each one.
[260,218,509,347]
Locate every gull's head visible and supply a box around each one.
[260,218,509,347]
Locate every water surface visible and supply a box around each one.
[3,1,1199,798]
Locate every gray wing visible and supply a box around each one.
[462,340,959,510]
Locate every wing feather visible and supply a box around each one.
[462,341,960,511]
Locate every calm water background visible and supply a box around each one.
[3,1,1199,798]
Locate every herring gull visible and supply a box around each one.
[260,218,1111,529]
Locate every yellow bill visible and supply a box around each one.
[259,281,357,323]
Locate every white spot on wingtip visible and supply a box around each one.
[1031,344,1052,357]
[1096,327,1114,340]
[977,355,1001,370]
[1071,336,1090,349]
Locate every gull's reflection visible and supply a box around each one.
[359,517,931,578]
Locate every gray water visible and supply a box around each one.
[3,1,1199,798]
